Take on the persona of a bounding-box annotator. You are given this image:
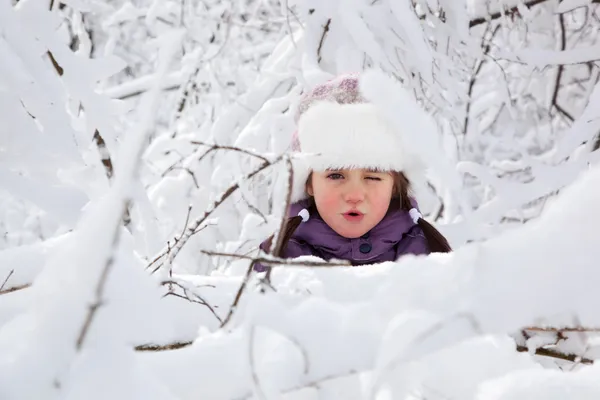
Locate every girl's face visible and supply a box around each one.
[306,169,395,238]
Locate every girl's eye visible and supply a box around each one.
[366,176,382,181]
[327,173,344,180]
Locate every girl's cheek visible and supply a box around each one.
[319,190,338,206]
[316,187,339,209]
[374,186,394,208]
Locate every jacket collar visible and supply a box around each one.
[288,199,417,262]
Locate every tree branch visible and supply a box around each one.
[551,11,575,122]
[0,283,31,296]
[0,269,14,292]
[317,19,331,63]
[202,250,351,268]
[148,154,285,273]
[264,157,295,284]
[76,205,129,350]
[221,259,257,327]
[191,141,270,164]
[470,0,600,28]
[161,278,223,324]
[464,24,501,135]
[524,326,600,333]
[135,341,192,352]
[516,344,594,364]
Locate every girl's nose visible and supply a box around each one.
[343,182,366,204]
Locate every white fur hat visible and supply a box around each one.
[289,73,427,202]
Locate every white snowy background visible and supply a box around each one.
[1,0,600,398]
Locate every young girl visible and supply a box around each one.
[256,73,450,271]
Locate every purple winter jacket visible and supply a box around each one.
[256,199,429,271]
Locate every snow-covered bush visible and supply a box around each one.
[2,0,600,398]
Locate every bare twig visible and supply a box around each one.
[248,325,267,399]
[234,369,362,400]
[177,205,193,243]
[469,0,548,28]
[161,278,223,324]
[92,129,132,228]
[284,0,297,49]
[240,191,268,224]
[464,24,501,135]
[470,0,600,28]
[116,83,181,101]
[76,205,129,350]
[0,283,31,296]
[516,344,594,364]
[317,19,331,63]
[221,260,258,327]
[524,326,600,333]
[191,141,270,164]
[0,269,14,292]
[169,13,232,136]
[551,12,575,122]
[264,157,295,284]
[202,250,350,268]
[47,51,64,76]
[148,155,284,273]
[93,130,114,179]
[270,157,294,258]
[135,341,192,351]
[161,166,200,188]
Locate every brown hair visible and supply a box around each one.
[392,172,451,253]
[265,171,451,257]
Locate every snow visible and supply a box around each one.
[556,0,593,14]
[133,162,600,398]
[3,0,600,398]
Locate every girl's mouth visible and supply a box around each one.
[343,211,364,222]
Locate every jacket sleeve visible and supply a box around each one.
[254,238,315,272]
[395,225,430,260]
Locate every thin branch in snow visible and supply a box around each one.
[464,24,501,135]
[161,166,200,188]
[202,250,350,267]
[515,344,594,364]
[264,157,295,286]
[92,129,133,228]
[0,283,31,296]
[76,205,129,351]
[115,83,181,101]
[372,312,484,395]
[148,154,285,274]
[74,26,184,351]
[93,130,114,179]
[234,369,362,400]
[283,0,297,48]
[47,51,64,76]
[270,157,294,258]
[240,191,268,224]
[524,326,600,333]
[163,292,223,324]
[167,205,194,280]
[76,212,127,350]
[0,269,14,292]
[160,277,222,324]
[135,341,193,352]
[469,0,549,28]
[191,141,271,164]
[317,18,331,64]
[221,259,257,328]
[551,12,575,123]
[248,325,267,400]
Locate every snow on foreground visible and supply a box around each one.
[1,160,600,399]
[137,163,600,398]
